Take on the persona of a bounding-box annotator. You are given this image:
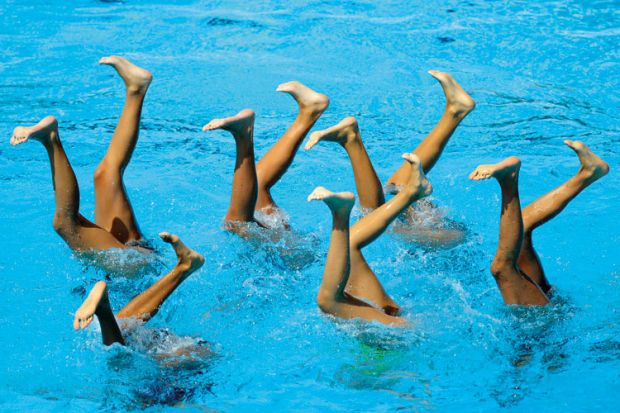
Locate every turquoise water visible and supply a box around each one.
[1,0,619,411]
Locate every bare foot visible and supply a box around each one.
[73,281,111,330]
[469,156,521,182]
[159,232,205,275]
[276,80,329,118]
[10,116,58,146]
[307,186,355,214]
[305,117,359,150]
[202,109,255,138]
[428,70,475,119]
[564,140,610,183]
[99,56,152,95]
[401,153,433,198]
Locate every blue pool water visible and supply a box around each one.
[1,0,619,411]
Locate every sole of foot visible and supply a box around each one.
[469,156,521,181]
[428,70,475,118]
[202,109,255,136]
[159,232,205,274]
[10,116,58,146]
[304,116,358,150]
[99,56,152,94]
[73,281,109,330]
[276,80,329,117]
[564,140,609,182]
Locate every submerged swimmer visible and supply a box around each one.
[74,233,204,345]
[202,81,329,232]
[308,153,432,325]
[470,141,609,304]
[10,56,153,251]
[306,70,475,248]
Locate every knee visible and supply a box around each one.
[316,291,334,313]
[52,214,72,234]
[93,161,121,184]
[490,259,513,279]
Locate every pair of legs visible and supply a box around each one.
[304,71,474,311]
[308,154,433,325]
[11,56,151,251]
[74,233,204,345]
[470,141,609,304]
[202,82,329,229]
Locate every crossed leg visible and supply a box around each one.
[74,233,205,345]
[255,81,329,213]
[516,141,609,293]
[309,154,432,324]
[203,83,328,230]
[308,187,406,326]
[469,157,549,305]
[346,154,434,314]
[11,116,126,251]
[94,56,152,244]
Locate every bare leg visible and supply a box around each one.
[308,187,406,326]
[203,109,258,228]
[94,56,152,244]
[517,140,609,293]
[306,117,385,209]
[11,117,126,251]
[116,233,205,321]
[387,71,475,187]
[347,154,433,313]
[469,157,549,305]
[74,281,125,346]
[255,81,329,213]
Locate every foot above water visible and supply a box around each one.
[277,80,329,117]
[202,109,255,137]
[564,140,609,182]
[10,116,58,146]
[305,116,359,150]
[99,56,152,94]
[469,156,521,181]
[428,70,475,118]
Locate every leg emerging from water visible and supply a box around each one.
[387,71,475,187]
[203,109,258,229]
[95,56,152,244]
[11,116,125,251]
[74,281,125,346]
[469,157,549,305]
[347,154,433,314]
[517,140,609,293]
[306,117,384,209]
[255,82,329,213]
[116,233,205,321]
[308,187,406,326]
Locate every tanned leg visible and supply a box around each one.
[11,116,126,251]
[387,71,475,187]
[203,109,258,230]
[255,81,329,213]
[347,154,433,314]
[74,281,125,346]
[94,56,152,244]
[308,187,406,326]
[305,117,385,209]
[116,233,204,321]
[517,140,609,293]
[469,157,549,305]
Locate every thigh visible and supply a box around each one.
[94,172,141,243]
